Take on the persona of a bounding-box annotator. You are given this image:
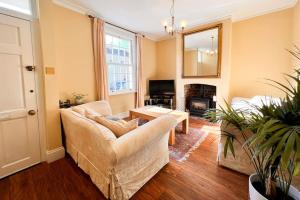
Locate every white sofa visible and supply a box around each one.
[61,101,177,200]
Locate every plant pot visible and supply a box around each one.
[249,174,300,200]
[74,98,84,105]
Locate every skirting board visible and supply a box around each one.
[46,146,65,163]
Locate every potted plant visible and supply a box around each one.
[206,47,300,200]
[72,92,87,105]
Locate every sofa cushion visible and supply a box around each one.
[72,106,86,115]
[92,116,138,137]
[72,106,101,119]
[80,101,112,116]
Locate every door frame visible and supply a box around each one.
[0,0,47,162]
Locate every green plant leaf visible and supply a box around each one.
[224,137,229,158]
[257,127,289,152]
[281,131,296,169]
[228,138,235,158]
[271,133,290,163]
[294,162,300,176]
[265,123,286,133]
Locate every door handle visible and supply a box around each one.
[25,66,36,71]
[28,110,36,115]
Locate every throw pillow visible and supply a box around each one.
[105,115,121,121]
[72,106,85,115]
[85,108,101,120]
[92,116,138,137]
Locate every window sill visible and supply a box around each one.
[109,90,137,96]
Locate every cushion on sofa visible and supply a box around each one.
[80,101,112,116]
[92,116,138,137]
[72,106,86,115]
[72,106,101,119]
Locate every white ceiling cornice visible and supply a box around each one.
[232,0,298,22]
[52,0,89,15]
[51,0,299,41]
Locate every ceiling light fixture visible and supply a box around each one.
[206,36,218,55]
[163,0,186,36]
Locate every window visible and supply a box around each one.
[105,26,136,95]
[0,0,31,15]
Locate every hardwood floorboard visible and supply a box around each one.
[0,118,248,200]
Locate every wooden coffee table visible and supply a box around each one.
[129,106,189,145]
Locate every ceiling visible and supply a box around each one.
[55,0,297,40]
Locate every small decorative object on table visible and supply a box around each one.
[59,99,71,108]
[72,93,87,105]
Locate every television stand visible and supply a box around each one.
[149,95,174,109]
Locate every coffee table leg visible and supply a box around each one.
[182,118,189,134]
[129,111,135,120]
[169,128,175,145]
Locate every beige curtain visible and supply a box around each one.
[136,35,144,108]
[92,17,109,100]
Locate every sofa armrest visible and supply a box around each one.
[113,115,177,162]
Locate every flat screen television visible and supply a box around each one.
[149,80,175,96]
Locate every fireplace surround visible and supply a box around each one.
[184,84,216,116]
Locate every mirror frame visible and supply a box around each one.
[182,23,223,78]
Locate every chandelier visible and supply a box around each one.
[206,36,218,55]
[163,0,186,36]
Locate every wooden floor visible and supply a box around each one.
[0,118,249,200]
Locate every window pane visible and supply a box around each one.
[105,33,136,94]
[120,39,129,48]
[112,37,119,46]
[106,35,112,45]
[0,0,31,15]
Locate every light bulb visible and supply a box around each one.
[180,21,187,28]
[162,20,168,27]
[168,26,174,33]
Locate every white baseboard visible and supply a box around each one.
[46,146,65,163]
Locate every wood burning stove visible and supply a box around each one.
[189,97,210,116]
[184,84,216,116]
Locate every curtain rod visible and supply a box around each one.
[88,15,145,37]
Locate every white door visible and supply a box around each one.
[0,14,40,178]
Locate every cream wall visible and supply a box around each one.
[143,38,157,95]
[230,9,293,99]
[294,1,300,46]
[109,93,135,114]
[39,0,62,150]
[293,1,300,67]
[53,6,96,102]
[156,38,177,79]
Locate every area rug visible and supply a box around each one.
[169,118,220,162]
[168,126,208,162]
[138,117,219,162]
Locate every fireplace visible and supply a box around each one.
[184,84,216,116]
[189,97,210,116]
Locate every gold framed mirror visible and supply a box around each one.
[182,24,222,78]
